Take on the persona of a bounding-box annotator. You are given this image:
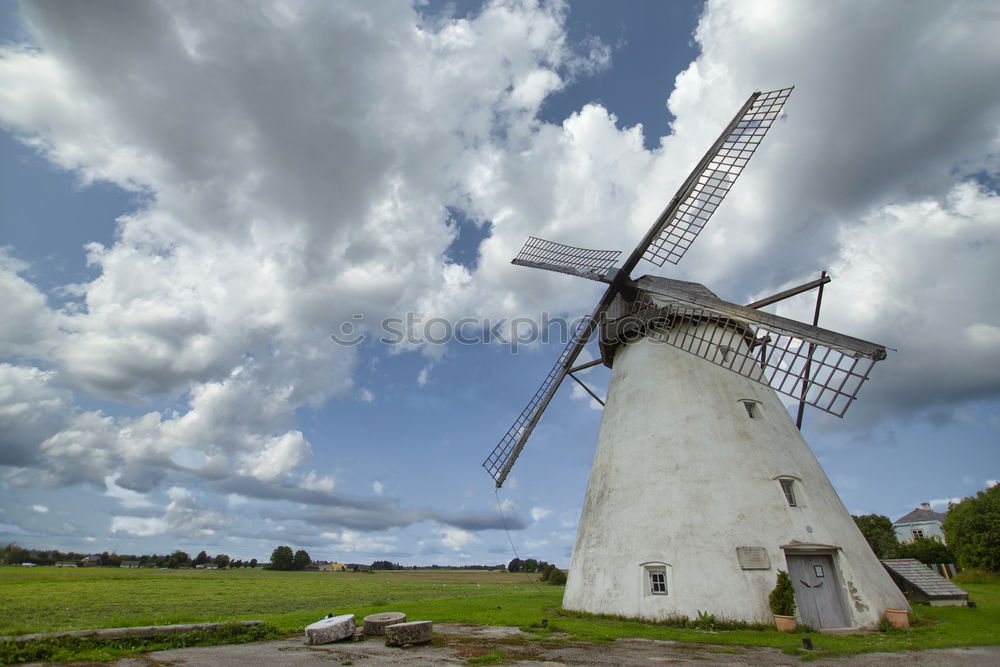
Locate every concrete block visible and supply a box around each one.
[384,620,432,647]
[363,612,406,635]
[304,614,355,645]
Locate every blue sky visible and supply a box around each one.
[1,0,998,566]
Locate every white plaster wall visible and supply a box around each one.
[894,521,946,544]
[562,322,908,627]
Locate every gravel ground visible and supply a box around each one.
[23,624,1000,666]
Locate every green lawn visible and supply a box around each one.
[1,566,998,664]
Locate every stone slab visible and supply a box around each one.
[304,614,355,645]
[384,620,432,647]
[363,611,406,635]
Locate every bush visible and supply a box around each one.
[896,536,955,565]
[768,570,796,616]
[547,569,567,585]
[943,484,1000,572]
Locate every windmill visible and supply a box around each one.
[483,88,908,628]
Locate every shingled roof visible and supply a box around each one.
[894,507,947,524]
[881,559,968,606]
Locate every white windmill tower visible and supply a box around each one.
[483,88,908,629]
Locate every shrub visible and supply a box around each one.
[768,570,796,616]
[547,569,567,585]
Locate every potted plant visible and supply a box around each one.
[769,570,797,631]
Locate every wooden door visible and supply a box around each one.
[786,554,849,628]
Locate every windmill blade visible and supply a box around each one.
[482,301,604,487]
[512,236,621,283]
[603,276,885,417]
[625,87,793,271]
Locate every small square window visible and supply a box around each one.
[912,529,924,540]
[779,479,797,507]
[649,570,667,595]
[814,564,825,578]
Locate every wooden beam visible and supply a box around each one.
[745,275,832,310]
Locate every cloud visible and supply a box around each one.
[104,473,154,509]
[31,505,48,513]
[373,481,384,495]
[530,506,552,521]
[111,515,167,537]
[211,474,528,533]
[0,0,997,563]
[441,527,477,550]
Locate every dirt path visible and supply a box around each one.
[25,624,1000,666]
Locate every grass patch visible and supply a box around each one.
[2,566,999,663]
[466,648,508,664]
[0,622,282,665]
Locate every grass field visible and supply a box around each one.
[2,566,999,664]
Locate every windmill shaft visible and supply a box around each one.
[621,90,763,276]
[511,258,613,283]
[485,292,614,487]
[796,272,827,430]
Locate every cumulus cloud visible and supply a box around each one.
[0,0,997,560]
[530,506,551,521]
[441,527,477,550]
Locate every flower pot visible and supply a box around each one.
[885,608,910,628]
[773,614,797,632]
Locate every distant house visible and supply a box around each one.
[82,555,101,567]
[55,562,78,568]
[305,561,346,571]
[894,502,947,543]
[120,560,141,568]
[306,561,333,571]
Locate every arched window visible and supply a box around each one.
[640,561,671,596]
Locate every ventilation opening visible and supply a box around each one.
[740,399,760,419]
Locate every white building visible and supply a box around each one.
[893,503,947,543]
[562,318,909,630]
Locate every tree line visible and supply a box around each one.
[0,545,259,569]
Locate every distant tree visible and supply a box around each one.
[249,558,258,569]
[269,546,294,570]
[523,558,538,573]
[507,558,522,572]
[853,514,900,558]
[193,550,211,566]
[166,550,190,568]
[896,536,956,565]
[371,560,401,570]
[293,549,311,570]
[2,543,32,565]
[214,554,231,569]
[943,485,1000,572]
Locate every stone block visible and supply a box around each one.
[363,612,406,635]
[304,614,356,645]
[384,620,432,647]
